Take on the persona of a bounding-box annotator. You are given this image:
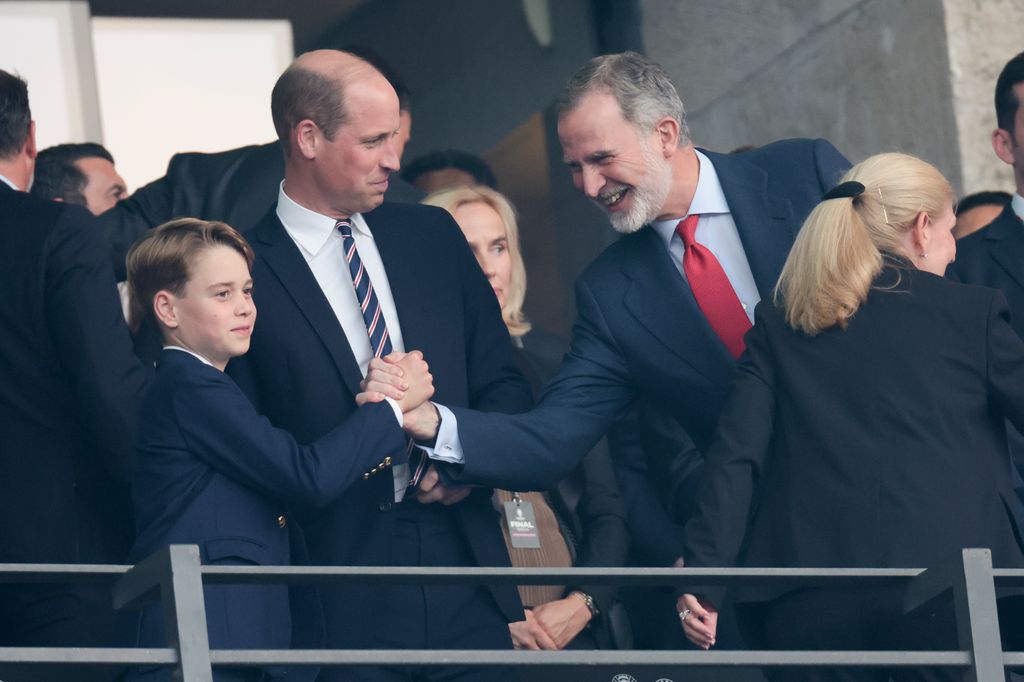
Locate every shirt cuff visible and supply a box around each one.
[383,397,404,427]
[418,403,464,464]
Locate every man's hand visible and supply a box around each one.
[360,351,434,412]
[403,401,441,442]
[677,593,718,649]
[414,464,471,506]
[509,609,559,650]
[531,595,592,649]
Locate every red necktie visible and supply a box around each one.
[676,214,752,359]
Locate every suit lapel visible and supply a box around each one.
[985,207,1024,291]
[621,229,732,384]
[251,212,365,398]
[703,149,795,299]
[365,208,430,346]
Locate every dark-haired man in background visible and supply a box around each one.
[952,51,1024,315]
[947,47,1024,656]
[401,148,498,193]
[32,142,127,215]
[953,189,1012,239]
[0,69,148,682]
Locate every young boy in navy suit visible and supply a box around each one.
[124,218,431,681]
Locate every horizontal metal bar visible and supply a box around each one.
[0,647,177,664]
[207,649,972,668]
[1004,652,1024,664]
[0,564,129,583]
[991,568,1024,586]
[198,566,921,588]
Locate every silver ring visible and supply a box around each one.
[679,609,692,622]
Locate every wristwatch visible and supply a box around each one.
[570,590,599,618]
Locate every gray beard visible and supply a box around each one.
[606,146,673,234]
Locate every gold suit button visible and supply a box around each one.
[277,515,286,528]
[384,456,392,466]
[363,472,370,480]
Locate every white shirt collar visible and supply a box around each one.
[276,181,373,256]
[0,174,20,191]
[650,149,730,247]
[164,345,217,368]
[1012,193,1024,222]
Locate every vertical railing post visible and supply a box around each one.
[953,549,1004,682]
[161,545,214,682]
[113,545,214,682]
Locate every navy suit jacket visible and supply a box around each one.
[948,204,1024,495]
[949,204,1024,337]
[227,201,532,640]
[131,349,405,654]
[450,139,849,515]
[0,184,148,565]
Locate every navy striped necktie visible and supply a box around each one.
[337,219,392,358]
[337,218,425,488]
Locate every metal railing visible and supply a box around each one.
[1,547,1021,681]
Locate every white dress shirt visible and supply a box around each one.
[0,174,19,191]
[650,150,760,324]
[276,184,462,501]
[1012,193,1024,221]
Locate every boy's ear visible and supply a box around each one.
[153,290,179,329]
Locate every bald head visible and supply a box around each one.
[271,49,385,157]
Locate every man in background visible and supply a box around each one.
[0,69,148,682]
[401,148,498,193]
[953,189,1012,239]
[31,142,127,215]
[951,51,1024,328]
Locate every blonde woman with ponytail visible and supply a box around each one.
[677,153,1024,680]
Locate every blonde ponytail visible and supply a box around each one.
[773,153,952,335]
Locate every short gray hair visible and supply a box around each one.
[555,52,689,146]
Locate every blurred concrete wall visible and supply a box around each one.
[643,0,1023,196]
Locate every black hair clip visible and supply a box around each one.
[822,180,865,201]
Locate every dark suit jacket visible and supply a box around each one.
[681,263,1024,605]
[98,142,424,279]
[131,349,405,653]
[948,204,1024,489]
[227,201,532,642]
[450,138,849,495]
[0,183,149,564]
[949,204,1024,337]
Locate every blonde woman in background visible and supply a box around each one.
[424,185,631,653]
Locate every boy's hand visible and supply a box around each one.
[392,351,433,412]
[360,351,434,412]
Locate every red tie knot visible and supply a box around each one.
[675,214,700,246]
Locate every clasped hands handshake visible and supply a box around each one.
[356,350,470,506]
